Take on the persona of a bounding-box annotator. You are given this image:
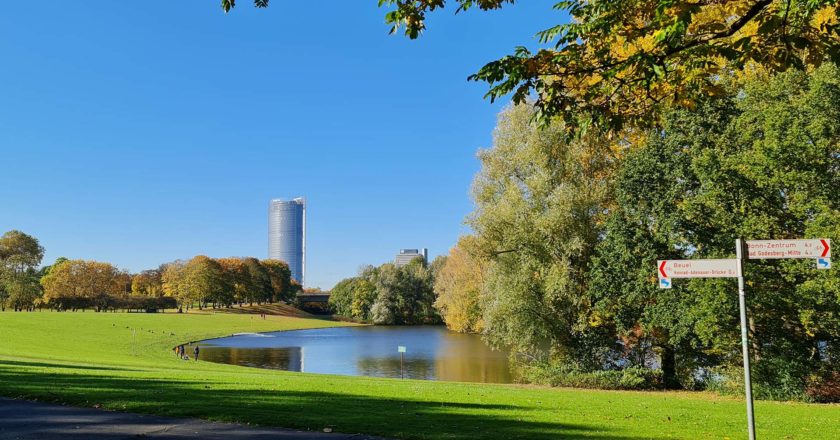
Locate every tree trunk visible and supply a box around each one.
[661,345,679,389]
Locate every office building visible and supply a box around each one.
[268,198,306,284]
[395,248,428,267]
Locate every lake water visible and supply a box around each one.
[198,325,515,383]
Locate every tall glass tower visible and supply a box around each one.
[268,198,306,285]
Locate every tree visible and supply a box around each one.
[329,277,358,318]
[470,102,615,365]
[434,235,487,333]
[0,230,45,311]
[114,270,133,298]
[131,269,164,297]
[40,260,123,311]
[217,257,250,306]
[183,256,230,309]
[590,64,840,393]
[40,257,69,278]
[224,1,840,133]
[370,264,400,324]
[262,259,293,302]
[3,276,42,311]
[367,259,440,325]
[162,260,190,310]
[350,278,377,321]
[242,257,272,305]
[0,230,45,275]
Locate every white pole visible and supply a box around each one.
[736,239,756,440]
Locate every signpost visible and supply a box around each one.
[398,346,406,379]
[735,240,756,440]
[657,258,739,288]
[747,239,830,268]
[656,237,831,440]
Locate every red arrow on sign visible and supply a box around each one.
[821,239,830,257]
[659,261,668,278]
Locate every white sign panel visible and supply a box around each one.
[658,259,739,289]
[398,346,406,353]
[747,239,830,260]
[658,259,740,279]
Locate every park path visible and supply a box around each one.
[0,398,385,440]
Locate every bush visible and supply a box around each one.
[703,366,745,397]
[806,372,840,403]
[703,366,809,402]
[518,361,664,390]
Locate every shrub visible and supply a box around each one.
[806,372,840,403]
[704,366,809,402]
[518,361,664,390]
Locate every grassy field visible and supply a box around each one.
[0,312,836,439]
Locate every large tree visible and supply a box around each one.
[0,230,44,275]
[131,268,164,297]
[161,260,188,310]
[590,64,840,394]
[224,1,840,132]
[331,260,439,325]
[183,256,230,309]
[0,230,44,311]
[217,257,251,306]
[242,257,273,305]
[434,235,487,333]
[40,260,123,311]
[262,259,293,302]
[470,102,615,365]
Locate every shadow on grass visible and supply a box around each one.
[0,397,378,440]
[0,363,670,440]
[0,359,140,372]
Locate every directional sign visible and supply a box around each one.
[398,346,406,353]
[818,258,832,270]
[659,259,740,278]
[746,239,830,260]
[658,259,739,289]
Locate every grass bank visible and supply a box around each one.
[0,312,836,439]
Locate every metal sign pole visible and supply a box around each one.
[736,239,756,440]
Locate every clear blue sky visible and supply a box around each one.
[0,1,560,289]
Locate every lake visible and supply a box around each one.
[198,325,516,383]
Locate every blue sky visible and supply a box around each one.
[0,1,560,289]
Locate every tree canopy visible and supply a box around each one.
[0,231,44,311]
[329,259,441,325]
[427,65,840,398]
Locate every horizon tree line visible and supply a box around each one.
[0,230,298,312]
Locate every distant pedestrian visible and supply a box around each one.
[193,346,200,361]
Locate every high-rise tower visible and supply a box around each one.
[268,198,306,285]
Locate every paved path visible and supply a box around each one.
[0,398,383,440]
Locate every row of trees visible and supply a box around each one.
[329,257,443,325]
[0,230,298,312]
[434,65,840,400]
[159,256,296,310]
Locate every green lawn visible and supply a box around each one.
[0,312,836,439]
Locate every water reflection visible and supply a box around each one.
[198,326,515,383]
[200,346,303,371]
